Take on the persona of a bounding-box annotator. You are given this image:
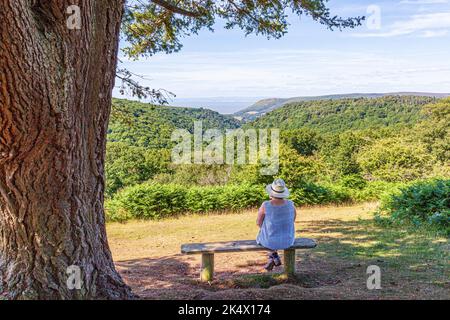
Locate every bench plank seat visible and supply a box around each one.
[181,238,316,255]
[181,237,317,281]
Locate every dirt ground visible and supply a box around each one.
[108,203,449,300]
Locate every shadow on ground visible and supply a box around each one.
[116,218,449,300]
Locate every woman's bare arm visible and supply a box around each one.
[256,203,266,227]
[293,201,297,222]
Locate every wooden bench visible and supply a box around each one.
[181,238,317,282]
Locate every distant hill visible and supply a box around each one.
[172,96,261,114]
[108,98,241,148]
[235,92,450,121]
[248,95,438,133]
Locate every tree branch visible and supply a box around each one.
[228,0,261,25]
[151,0,202,18]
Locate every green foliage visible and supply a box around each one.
[109,98,240,148]
[227,145,324,187]
[108,181,396,221]
[277,146,322,186]
[338,174,367,190]
[357,137,433,182]
[378,179,450,234]
[185,186,227,212]
[290,182,351,206]
[281,128,319,156]
[320,130,370,177]
[153,164,232,186]
[351,181,405,202]
[106,142,171,197]
[292,180,408,205]
[106,178,444,222]
[228,164,267,185]
[416,98,450,164]
[106,183,267,221]
[104,96,450,224]
[250,96,435,133]
[106,180,351,222]
[220,184,267,210]
[107,184,188,221]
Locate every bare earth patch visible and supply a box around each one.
[108,203,449,300]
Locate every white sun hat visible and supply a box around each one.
[265,178,290,199]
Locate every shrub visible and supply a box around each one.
[325,184,354,203]
[185,186,227,212]
[185,184,266,212]
[290,182,351,205]
[351,181,405,202]
[338,174,367,190]
[154,164,231,186]
[357,137,433,182]
[106,183,268,221]
[105,142,171,197]
[106,183,187,220]
[281,128,319,156]
[277,146,323,186]
[104,203,134,223]
[378,179,450,234]
[220,184,267,210]
[320,131,367,177]
[105,179,422,222]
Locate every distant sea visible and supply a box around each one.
[170,97,263,114]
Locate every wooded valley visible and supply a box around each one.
[105,96,449,235]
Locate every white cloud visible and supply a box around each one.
[420,29,449,37]
[353,12,450,37]
[400,0,448,4]
[114,49,450,99]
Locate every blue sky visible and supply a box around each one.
[115,0,450,113]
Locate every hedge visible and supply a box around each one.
[106,183,267,222]
[105,180,422,222]
[376,179,450,235]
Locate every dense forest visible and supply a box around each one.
[234,93,448,121]
[249,96,436,132]
[106,96,449,234]
[109,98,240,148]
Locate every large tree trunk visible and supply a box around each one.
[0,0,134,299]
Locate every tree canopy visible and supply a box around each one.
[249,96,436,133]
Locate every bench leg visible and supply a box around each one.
[283,249,296,276]
[200,253,214,282]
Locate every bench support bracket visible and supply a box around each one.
[283,249,296,276]
[200,253,214,282]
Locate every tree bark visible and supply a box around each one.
[0,0,134,299]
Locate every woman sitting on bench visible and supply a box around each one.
[256,179,297,271]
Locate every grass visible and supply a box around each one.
[107,202,449,300]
